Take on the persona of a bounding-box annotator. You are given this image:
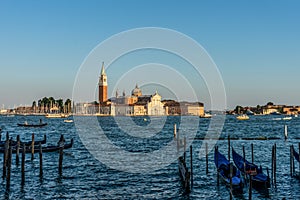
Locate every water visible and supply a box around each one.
[0,115,300,199]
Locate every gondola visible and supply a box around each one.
[17,123,48,127]
[0,139,73,153]
[232,148,270,188]
[292,145,300,163]
[0,135,47,147]
[214,147,243,191]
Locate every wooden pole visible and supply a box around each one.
[290,145,293,177]
[292,145,295,174]
[230,163,233,200]
[298,143,300,176]
[216,146,219,186]
[58,135,64,175]
[271,145,274,185]
[274,143,277,187]
[228,135,230,161]
[243,146,247,183]
[16,135,20,165]
[249,175,252,200]
[31,133,35,160]
[39,142,43,177]
[206,142,208,174]
[2,139,9,179]
[21,144,25,185]
[177,128,180,152]
[190,145,193,187]
[251,143,254,163]
[174,123,177,138]
[6,145,12,191]
[183,137,186,163]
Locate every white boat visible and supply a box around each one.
[283,116,292,120]
[64,119,73,123]
[200,113,212,118]
[46,113,69,118]
[236,114,249,120]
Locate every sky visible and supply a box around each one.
[0,0,300,109]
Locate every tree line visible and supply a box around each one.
[31,97,72,114]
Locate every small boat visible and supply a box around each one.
[270,111,281,115]
[0,139,73,153]
[232,148,270,188]
[17,122,48,127]
[283,116,292,120]
[200,113,212,118]
[46,113,69,118]
[214,147,243,191]
[236,114,249,120]
[64,119,73,123]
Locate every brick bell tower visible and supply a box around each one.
[98,62,108,104]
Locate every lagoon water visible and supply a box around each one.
[0,115,300,199]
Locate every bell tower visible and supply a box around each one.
[98,62,108,104]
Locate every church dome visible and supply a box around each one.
[132,84,142,97]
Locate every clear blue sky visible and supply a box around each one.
[0,0,299,109]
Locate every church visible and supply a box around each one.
[97,63,166,116]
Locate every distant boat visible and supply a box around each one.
[200,113,212,118]
[17,122,48,127]
[64,119,73,123]
[246,110,254,115]
[283,116,292,120]
[46,113,69,118]
[270,111,281,115]
[294,114,298,118]
[236,114,249,120]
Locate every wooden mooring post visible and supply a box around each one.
[271,145,274,185]
[39,142,43,177]
[249,175,253,200]
[58,135,65,175]
[205,142,208,174]
[298,143,300,175]
[290,145,293,177]
[274,143,277,187]
[16,135,20,165]
[21,144,25,185]
[177,127,180,152]
[6,145,12,191]
[183,137,186,162]
[216,146,219,186]
[227,135,230,161]
[190,145,193,187]
[31,133,35,160]
[251,143,254,163]
[243,146,247,183]
[2,139,9,179]
[229,163,233,200]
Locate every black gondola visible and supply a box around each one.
[0,139,73,153]
[17,123,48,127]
[0,134,47,147]
[232,148,270,189]
[214,147,243,191]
